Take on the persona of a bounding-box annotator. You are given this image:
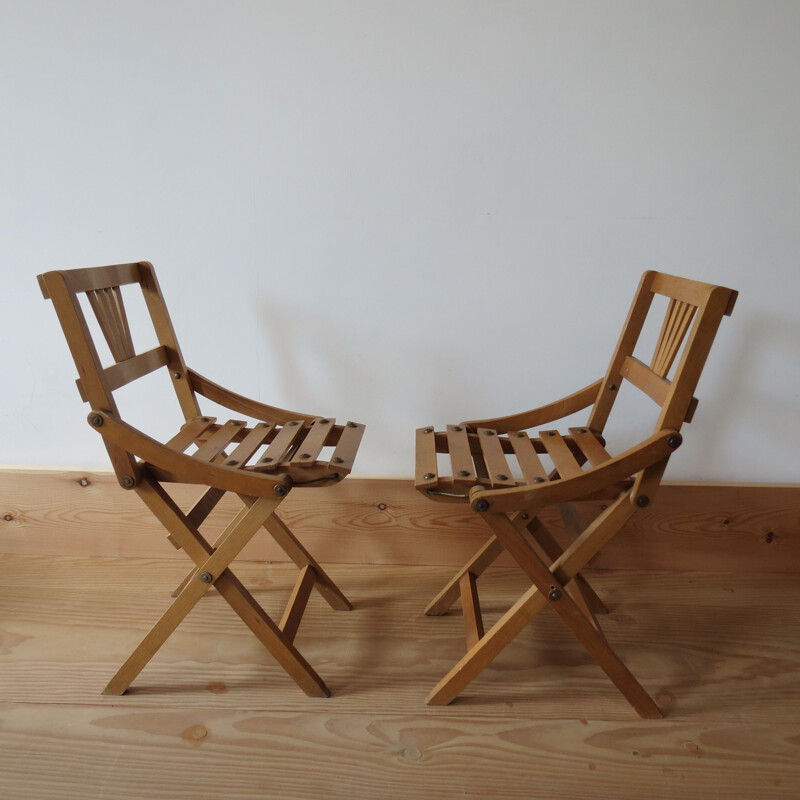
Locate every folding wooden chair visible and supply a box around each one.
[39,262,365,697]
[415,271,737,715]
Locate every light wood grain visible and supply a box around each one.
[2,468,798,571]
[0,554,799,799]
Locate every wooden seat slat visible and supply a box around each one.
[329,422,366,473]
[415,427,438,488]
[477,429,516,488]
[166,417,217,453]
[508,431,549,484]
[291,418,335,466]
[257,421,307,469]
[568,427,611,468]
[539,430,584,480]
[193,420,247,463]
[227,423,275,469]
[447,425,475,485]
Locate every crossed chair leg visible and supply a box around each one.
[425,494,662,718]
[103,477,351,698]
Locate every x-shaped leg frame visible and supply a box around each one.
[426,493,662,718]
[103,476,350,697]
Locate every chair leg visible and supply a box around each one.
[425,535,505,616]
[240,496,353,612]
[428,495,658,714]
[484,507,661,719]
[524,512,608,616]
[427,581,549,705]
[108,478,329,698]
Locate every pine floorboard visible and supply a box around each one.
[1,554,799,799]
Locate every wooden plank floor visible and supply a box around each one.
[1,554,799,798]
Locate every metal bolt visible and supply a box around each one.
[274,484,289,497]
[546,431,555,437]
[609,384,618,391]
[458,470,471,477]
[533,477,546,483]
[474,498,490,512]
[521,513,529,520]
[320,419,330,425]
[226,460,238,466]
[548,587,562,602]
[636,495,650,508]
[484,430,495,436]
[89,414,104,427]
[516,432,525,438]
[496,474,508,481]
[173,372,181,379]
[424,427,433,434]
[453,426,463,432]
[667,434,682,449]
[288,421,299,426]
[201,417,210,422]
[347,422,358,428]
[200,572,213,584]
[121,475,135,489]
[299,453,311,459]
[332,457,344,464]
[261,457,273,463]
[231,421,243,426]
[423,472,435,480]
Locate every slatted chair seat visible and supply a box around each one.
[415,270,737,715]
[39,261,365,698]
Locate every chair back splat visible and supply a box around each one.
[415,271,737,714]
[40,261,365,698]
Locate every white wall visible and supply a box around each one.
[2,1,799,481]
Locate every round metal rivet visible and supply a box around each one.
[521,513,529,520]
[667,434,682,449]
[496,474,508,481]
[332,456,343,464]
[458,470,471,477]
[347,422,358,428]
[609,384,618,391]
[274,484,289,497]
[201,417,210,422]
[424,427,433,434]
[299,453,311,459]
[261,457,273,463]
[548,588,562,602]
[89,414,104,427]
[423,472,435,480]
[121,475,135,489]
[226,460,238,466]
[474,498,490,512]
[320,419,330,424]
[484,430,495,436]
[533,477,546,483]
[516,432,525,438]
[173,372,181,379]
[288,421,299,426]
[200,572,213,584]
[453,426,462,432]
[546,431,555,437]
[636,495,650,508]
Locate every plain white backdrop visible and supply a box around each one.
[2,1,799,479]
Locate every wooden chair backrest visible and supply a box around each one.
[587,271,737,438]
[39,262,202,480]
